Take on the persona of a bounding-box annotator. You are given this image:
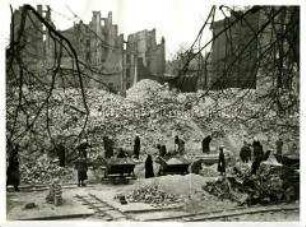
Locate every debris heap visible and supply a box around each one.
[8,79,299,185]
[124,185,182,205]
[202,159,299,206]
[20,155,74,185]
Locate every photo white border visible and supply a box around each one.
[0,0,305,226]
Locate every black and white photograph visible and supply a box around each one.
[1,0,304,223]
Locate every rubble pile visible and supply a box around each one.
[126,79,164,103]
[199,164,219,177]
[133,174,207,196]
[202,177,248,204]
[7,79,299,185]
[203,159,298,206]
[124,185,182,205]
[20,154,74,185]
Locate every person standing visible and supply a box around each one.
[145,154,154,178]
[252,138,264,162]
[134,135,140,159]
[251,138,264,175]
[240,141,252,163]
[76,139,91,158]
[103,136,114,159]
[217,145,226,176]
[7,143,20,191]
[276,138,284,155]
[117,148,127,158]
[161,145,167,157]
[56,142,66,167]
[202,135,212,154]
[75,153,88,187]
[157,144,167,157]
[175,135,185,155]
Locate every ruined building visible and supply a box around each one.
[46,10,124,91]
[126,29,166,89]
[8,5,45,86]
[8,5,166,94]
[207,9,260,89]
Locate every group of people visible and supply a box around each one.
[67,134,287,186]
[73,135,143,186]
[64,134,223,186]
[239,137,283,175]
[6,133,286,191]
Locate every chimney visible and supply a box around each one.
[37,5,43,15]
[108,11,113,25]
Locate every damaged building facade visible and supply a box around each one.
[8,5,45,85]
[54,11,125,91]
[205,9,260,89]
[126,29,166,88]
[9,5,166,94]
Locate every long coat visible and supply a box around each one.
[145,155,154,178]
[252,141,264,161]
[103,137,114,158]
[217,149,226,173]
[56,144,66,167]
[202,136,212,153]
[175,138,185,154]
[240,144,252,163]
[7,150,20,187]
[134,136,140,158]
[76,157,88,181]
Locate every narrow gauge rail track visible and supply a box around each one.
[75,192,298,222]
[143,203,299,222]
[75,193,132,221]
[10,186,298,221]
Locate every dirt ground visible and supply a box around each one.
[7,177,299,221]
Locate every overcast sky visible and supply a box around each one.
[2,0,221,60]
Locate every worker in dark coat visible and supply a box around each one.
[252,138,264,161]
[75,153,88,187]
[145,154,154,178]
[217,146,226,176]
[103,136,114,158]
[240,141,252,163]
[251,138,264,175]
[175,136,185,155]
[56,143,66,167]
[276,138,284,155]
[117,148,127,158]
[191,160,202,174]
[76,140,91,158]
[202,135,212,153]
[161,145,167,157]
[7,144,20,191]
[103,136,109,157]
[157,144,167,157]
[134,136,140,159]
[251,158,261,175]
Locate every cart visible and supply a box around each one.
[156,156,191,176]
[101,157,136,184]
